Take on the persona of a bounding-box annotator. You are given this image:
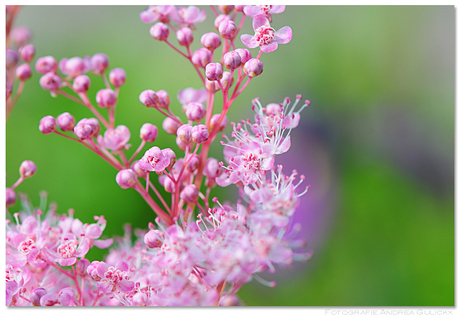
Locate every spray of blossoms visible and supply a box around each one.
[6,5,314,306]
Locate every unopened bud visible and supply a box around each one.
[223,51,241,70]
[73,75,91,93]
[39,72,61,91]
[96,89,117,108]
[144,229,164,248]
[177,124,193,144]
[176,27,194,46]
[20,44,35,62]
[15,63,31,80]
[201,32,221,50]
[35,56,57,74]
[205,62,223,81]
[218,20,237,39]
[57,112,76,131]
[191,48,212,68]
[116,169,137,189]
[139,89,158,107]
[162,117,181,135]
[185,102,206,122]
[39,116,56,134]
[191,124,209,143]
[150,22,169,41]
[180,184,199,203]
[243,58,263,78]
[19,160,37,178]
[91,53,109,75]
[140,123,158,142]
[235,48,252,64]
[109,68,126,87]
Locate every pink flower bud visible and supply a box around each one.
[223,51,241,70]
[96,89,117,108]
[39,115,56,134]
[191,124,209,143]
[6,49,19,70]
[235,48,252,64]
[150,22,169,41]
[90,53,109,75]
[19,160,37,178]
[176,27,193,46]
[73,75,91,93]
[144,229,164,248]
[177,124,193,144]
[131,161,148,179]
[218,5,234,14]
[163,177,175,193]
[191,48,212,68]
[139,89,159,107]
[234,5,246,12]
[35,56,57,74]
[10,26,30,46]
[201,32,221,50]
[64,57,85,77]
[20,44,35,62]
[162,148,177,168]
[74,123,93,140]
[203,157,223,178]
[76,259,90,276]
[176,135,191,151]
[186,154,200,172]
[209,113,228,132]
[220,72,234,90]
[180,184,199,203]
[185,102,206,122]
[162,117,180,135]
[30,288,47,306]
[87,261,101,281]
[15,63,31,80]
[205,79,219,92]
[218,20,237,39]
[214,14,230,30]
[6,188,16,207]
[243,58,264,78]
[57,112,75,131]
[140,123,158,142]
[109,68,126,87]
[205,62,223,81]
[156,90,170,109]
[116,169,137,189]
[39,72,61,91]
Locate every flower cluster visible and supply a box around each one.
[6,5,312,306]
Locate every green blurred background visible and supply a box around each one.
[5,6,454,306]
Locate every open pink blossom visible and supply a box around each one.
[240,16,292,53]
[138,147,171,173]
[140,5,174,23]
[244,5,285,21]
[170,6,206,27]
[97,125,131,153]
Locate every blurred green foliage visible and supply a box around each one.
[6,6,454,306]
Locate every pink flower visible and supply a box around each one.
[138,147,171,173]
[170,6,206,27]
[94,261,134,294]
[97,125,131,153]
[241,16,292,53]
[140,5,174,24]
[243,5,285,21]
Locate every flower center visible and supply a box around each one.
[255,25,275,46]
[104,267,124,284]
[259,5,272,15]
[147,155,160,167]
[57,240,77,259]
[242,152,261,170]
[19,239,36,255]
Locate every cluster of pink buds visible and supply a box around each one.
[6,5,36,119]
[6,5,313,306]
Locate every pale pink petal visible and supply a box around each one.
[253,15,270,31]
[59,257,77,266]
[115,261,129,272]
[140,11,159,23]
[93,238,113,249]
[274,26,292,44]
[244,5,262,17]
[118,280,135,293]
[241,34,258,48]
[85,224,102,239]
[277,136,291,154]
[76,237,89,257]
[260,42,278,53]
[269,5,285,14]
[27,248,40,262]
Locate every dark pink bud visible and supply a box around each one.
[185,102,206,122]
[214,14,230,30]
[109,68,126,87]
[96,89,117,108]
[191,124,209,143]
[205,63,223,81]
[19,160,37,178]
[39,72,61,91]
[201,32,221,50]
[177,124,193,144]
[10,26,31,46]
[140,123,158,142]
[186,154,200,172]
[57,112,75,131]
[131,161,148,179]
[39,116,56,134]
[20,44,35,62]
[220,72,234,90]
[90,53,109,75]
[243,58,263,78]
[73,75,91,93]
[139,89,159,107]
[144,230,164,248]
[116,169,137,189]
[156,90,170,108]
[35,56,58,74]
[150,22,169,41]
[223,51,241,70]
[176,27,194,46]
[180,184,199,203]
[15,63,31,80]
[162,117,180,135]
[218,20,237,39]
[191,48,212,68]
[30,288,47,306]
[235,48,252,64]
[65,57,85,77]
[6,188,16,207]
[6,49,19,70]
[218,5,234,14]
[209,113,228,132]
[76,259,90,276]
